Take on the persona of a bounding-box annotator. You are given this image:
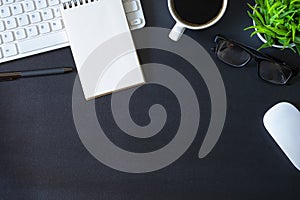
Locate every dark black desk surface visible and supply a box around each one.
[1,0,300,199]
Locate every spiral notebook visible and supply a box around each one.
[61,0,145,100]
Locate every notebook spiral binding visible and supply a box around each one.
[63,0,99,9]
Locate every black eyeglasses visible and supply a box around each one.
[214,35,299,85]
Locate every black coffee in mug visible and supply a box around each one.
[172,0,224,26]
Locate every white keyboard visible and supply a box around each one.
[0,0,146,64]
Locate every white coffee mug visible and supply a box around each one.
[168,0,228,41]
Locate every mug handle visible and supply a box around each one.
[169,23,186,42]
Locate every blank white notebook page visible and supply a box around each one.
[61,0,145,100]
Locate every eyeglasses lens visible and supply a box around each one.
[259,61,293,85]
[216,40,251,67]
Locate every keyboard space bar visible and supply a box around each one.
[18,31,69,53]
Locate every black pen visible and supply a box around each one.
[0,67,73,81]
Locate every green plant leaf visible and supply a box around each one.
[294,36,300,43]
[265,0,271,11]
[295,43,300,54]
[247,10,263,26]
[284,38,291,47]
[266,26,289,36]
[250,30,261,37]
[258,42,271,50]
[290,0,300,6]
[291,23,296,41]
[248,3,266,25]
[269,1,282,14]
[244,25,260,31]
[255,0,264,7]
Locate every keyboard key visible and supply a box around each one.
[30,12,41,23]
[14,28,26,40]
[3,43,18,57]
[0,6,11,18]
[41,9,53,20]
[124,1,138,13]
[36,0,47,9]
[3,0,14,4]
[0,36,2,44]
[23,1,35,12]
[26,25,39,37]
[18,31,68,53]
[0,21,5,31]
[11,3,23,15]
[0,49,3,59]
[2,31,14,43]
[38,22,50,34]
[53,7,61,17]
[130,18,142,26]
[5,17,17,29]
[50,19,63,31]
[17,14,29,26]
[48,0,60,6]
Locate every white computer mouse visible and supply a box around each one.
[263,102,300,171]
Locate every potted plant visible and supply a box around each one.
[245,0,300,54]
